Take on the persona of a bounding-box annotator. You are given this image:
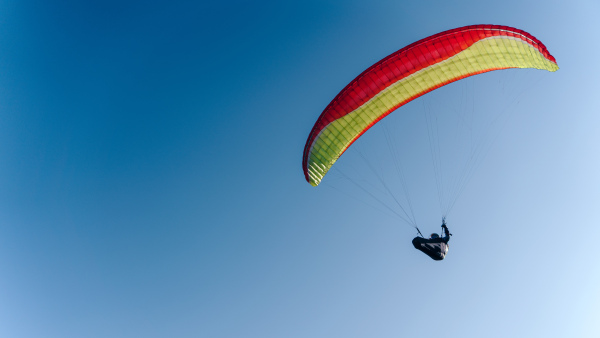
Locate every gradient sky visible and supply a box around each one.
[1,1,599,337]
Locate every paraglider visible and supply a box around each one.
[302,25,558,259]
[412,220,452,261]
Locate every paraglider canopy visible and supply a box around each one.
[302,25,558,187]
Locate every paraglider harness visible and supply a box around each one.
[413,218,452,261]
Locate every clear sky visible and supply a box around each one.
[1,0,599,337]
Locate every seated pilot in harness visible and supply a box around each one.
[412,220,452,261]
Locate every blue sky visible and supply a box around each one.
[1,0,599,337]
